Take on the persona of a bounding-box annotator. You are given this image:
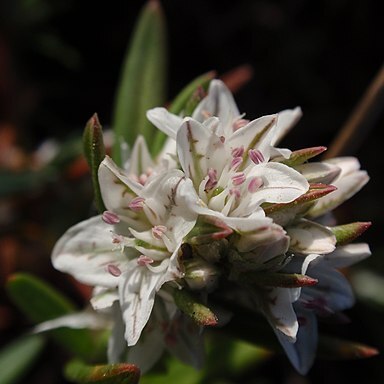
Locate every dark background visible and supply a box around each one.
[0,0,383,383]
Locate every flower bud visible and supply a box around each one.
[184,258,220,292]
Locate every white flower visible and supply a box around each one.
[52,156,197,346]
[147,80,309,233]
[276,243,371,374]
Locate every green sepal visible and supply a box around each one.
[186,216,233,245]
[65,359,140,384]
[151,70,216,156]
[173,288,218,326]
[6,273,100,361]
[330,221,372,245]
[111,0,167,166]
[0,334,45,384]
[83,113,106,213]
[274,146,327,167]
[318,335,379,360]
[240,271,318,288]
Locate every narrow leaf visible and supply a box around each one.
[241,272,318,288]
[6,273,99,360]
[330,221,372,245]
[173,288,218,326]
[112,0,167,165]
[0,334,45,384]
[275,146,327,166]
[83,113,106,212]
[151,70,216,156]
[65,360,140,384]
[318,335,379,360]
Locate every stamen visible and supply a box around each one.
[205,168,218,191]
[232,172,246,186]
[102,211,120,225]
[229,188,241,198]
[137,255,154,266]
[128,197,145,211]
[201,110,212,119]
[152,225,167,239]
[231,146,244,158]
[249,149,265,164]
[248,176,264,192]
[219,136,225,143]
[107,264,122,277]
[139,173,148,185]
[111,233,124,244]
[230,156,243,171]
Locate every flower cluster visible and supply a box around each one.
[51,80,371,374]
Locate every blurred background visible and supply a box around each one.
[0,0,383,383]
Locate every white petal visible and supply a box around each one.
[108,303,127,363]
[125,316,165,373]
[275,307,317,375]
[192,79,240,133]
[146,107,183,139]
[264,288,299,341]
[119,252,181,346]
[91,287,119,310]
[294,162,341,184]
[321,243,371,269]
[234,163,309,215]
[308,158,369,218]
[271,107,302,146]
[141,170,198,247]
[100,155,143,194]
[52,216,132,288]
[303,261,355,312]
[33,311,111,334]
[176,118,211,184]
[286,219,336,255]
[227,114,277,162]
[124,135,154,178]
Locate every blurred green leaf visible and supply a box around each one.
[65,359,140,384]
[173,288,218,326]
[318,335,379,360]
[140,358,202,384]
[6,273,101,361]
[111,0,167,166]
[151,70,216,156]
[0,334,45,384]
[83,113,106,212]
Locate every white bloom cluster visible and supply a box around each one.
[51,80,371,374]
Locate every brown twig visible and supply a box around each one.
[323,63,384,159]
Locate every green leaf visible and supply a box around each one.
[140,358,202,384]
[6,273,100,361]
[240,271,318,288]
[151,70,215,156]
[65,360,140,384]
[330,221,372,245]
[0,334,45,384]
[318,335,379,360]
[111,0,167,166]
[173,288,218,326]
[83,113,106,212]
[168,71,215,115]
[275,146,327,166]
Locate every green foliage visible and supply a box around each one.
[0,334,45,384]
[83,113,106,212]
[6,273,103,361]
[111,0,167,166]
[65,360,140,384]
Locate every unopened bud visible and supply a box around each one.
[184,258,220,292]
